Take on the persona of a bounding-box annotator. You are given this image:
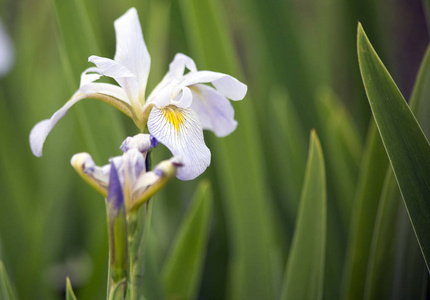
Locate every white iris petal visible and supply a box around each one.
[190,84,238,137]
[147,106,210,180]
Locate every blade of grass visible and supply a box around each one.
[280,130,326,300]
[358,23,430,269]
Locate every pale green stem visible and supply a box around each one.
[107,203,128,299]
[128,201,152,300]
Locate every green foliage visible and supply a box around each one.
[281,131,326,300]
[162,180,213,300]
[1,0,430,299]
[358,23,430,269]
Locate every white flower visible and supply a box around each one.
[30,7,247,180]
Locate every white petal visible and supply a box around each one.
[88,55,140,106]
[123,148,146,189]
[120,133,157,153]
[147,106,210,180]
[168,53,197,78]
[114,8,150,100]
[146,53,196,104]
[182,71,247,100]
[190,84,238,137]
[79,67,130,104]
[0,19,13,77]
[171,86,193,108]
[133,171,160,196]
[30,95,86,157]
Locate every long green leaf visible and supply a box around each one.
[342,121,388,300]
[358,23,430,269]
[281,130,326,300]
[162,180,213,300]
[363,46,430,300]
[0,261,16,300]
[178,0,278,299]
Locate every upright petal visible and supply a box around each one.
[114,8,150,102]
[190,84,238,137]
[182,71,247,100]
[146,53,196,104]
[147,106,211,180]
[88,55,140,107]
[79,67,130,104]
[168,53,197,78]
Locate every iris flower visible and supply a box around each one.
[71,134,182,212]
[30,7,247,180]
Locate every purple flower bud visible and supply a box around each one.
[107,160,124,217]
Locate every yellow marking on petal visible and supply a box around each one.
[162,105,185,134]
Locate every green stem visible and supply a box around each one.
[128,202,152,300]
[107,204,128,299]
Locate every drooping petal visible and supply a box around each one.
[70,152,109,197]
[131,157,184,210]
[147,106,211,180]
[182,70,247,100]
[30,95,86,157]
[190,84,238,137]
[88,55,140,106]
[113,7,150,102]
[0,19,14,77]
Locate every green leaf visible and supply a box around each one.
[268,87,307,221]
[178,0,278,299]
[410,45,430,134]
[281,130,326,300]
[363,45,430,300]
[342,121,388,300]
[357,23,430,269]
[0,261,16,300]
[316,88,362,227]
[162,180,213,300]
[364,171,427,299]
[66,277,78,300]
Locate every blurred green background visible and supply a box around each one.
[0,0,428,299]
